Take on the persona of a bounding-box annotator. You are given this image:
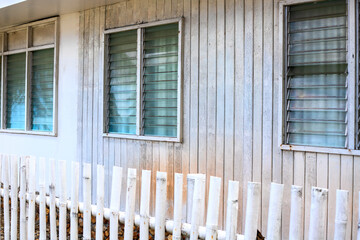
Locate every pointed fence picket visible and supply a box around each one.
[0,154,358,240]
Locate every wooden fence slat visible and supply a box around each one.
[205,177,222,240]
[10,155,19,240]
[334,190,349,240]
[83,163,92,240]
[358,192,360,240]
[308,187,328,240]
[3,155,10,240]
[155,172,167,240]
[96,164,105,240]
[124,168,137,240]
[59,160,67,240]
[70,161,80,240]
[289,185,303,240]
[266,183,284,240]
[225,180,239,240]
[140,170,151,240]
[49,158,57,240]
[39,157,47,240]
[28,156,36,240]
[173,173,183,240]
[110,166,122,240]
[19,157,27,240]
[190,174,206,240]
[244,182,261,240]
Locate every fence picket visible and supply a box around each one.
[28,156,36,240]
[266,183,284,240]
[3,155,10,240]
[96,164,105,240]
[225,180,239,240]
[0,153,359,240]
[289,185,303,240]
[59,160,67,240]
[124,168,137,240]
[334,190,349,240]
[49,158,57,240]
[70,161,80,240]
[190,174,206,240]
[39,157,47,240]
[206,177,222,240]
[308,187,328,240]
[10,155,18,240]
[110,166,122,240]
[19,157,27,240]
[83,163,92,240]
[173,173,183,240]
[155,172,167,240]
[140,170,151,240]
[244,182,261,240]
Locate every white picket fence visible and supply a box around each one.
[0,154,356,240]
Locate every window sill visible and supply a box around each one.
[103,133,181,143]
[0,129,56,137]
[280,144,360,156]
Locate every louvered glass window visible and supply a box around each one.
[107,30,137,134]
[6,53,26,130]
[31,49,54,131]
[0,18,58,134]
[105,21,182,140]
[285,0,348,148]
[143,24,178,137]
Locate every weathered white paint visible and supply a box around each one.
[28,156,36,240]
[2,155,9,240]
[244,182,261,240]
[58,160,67,240]
[0,0,359,238]
[19,157,27,240]
[39,157,47,240]
[70,161,80,240]
[289,186,303,240]
[308,187,328,240]
[225,181,239,240]
[266,183,284,240]
[96,164,105,240]
[124,168,137,240]
[140,170,151,240]
[155,172,167,240]
[334,190,349,240]
[10,155,18,240]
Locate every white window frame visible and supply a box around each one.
[102,18,184,142]
[0,17,59,136]
[278,0,359,155]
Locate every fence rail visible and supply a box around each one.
[0,154,357,240]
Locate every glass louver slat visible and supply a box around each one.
[286,0,348,148]
[31,48,54,132]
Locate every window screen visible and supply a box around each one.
[285,0,348,148]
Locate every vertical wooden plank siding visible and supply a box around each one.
[77,0,360,236]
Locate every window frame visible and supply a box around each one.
[102,18,184,142]
[278,0,357,152]
[0,17,59,136]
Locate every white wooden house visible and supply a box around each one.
[0,0,359,239]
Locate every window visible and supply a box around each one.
[284,0,350,148]
[104,19,183,142]
[0,18,58,135]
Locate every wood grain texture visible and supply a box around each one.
[77,0,360,235]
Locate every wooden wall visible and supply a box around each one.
[77,0,360,239]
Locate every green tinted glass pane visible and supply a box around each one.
[6,53,26,130]
[143,23,178,137]
[107,30,137,134]
[286,0,347,148]
[31,49,54,132]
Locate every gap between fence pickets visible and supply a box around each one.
[0,179,244,240]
